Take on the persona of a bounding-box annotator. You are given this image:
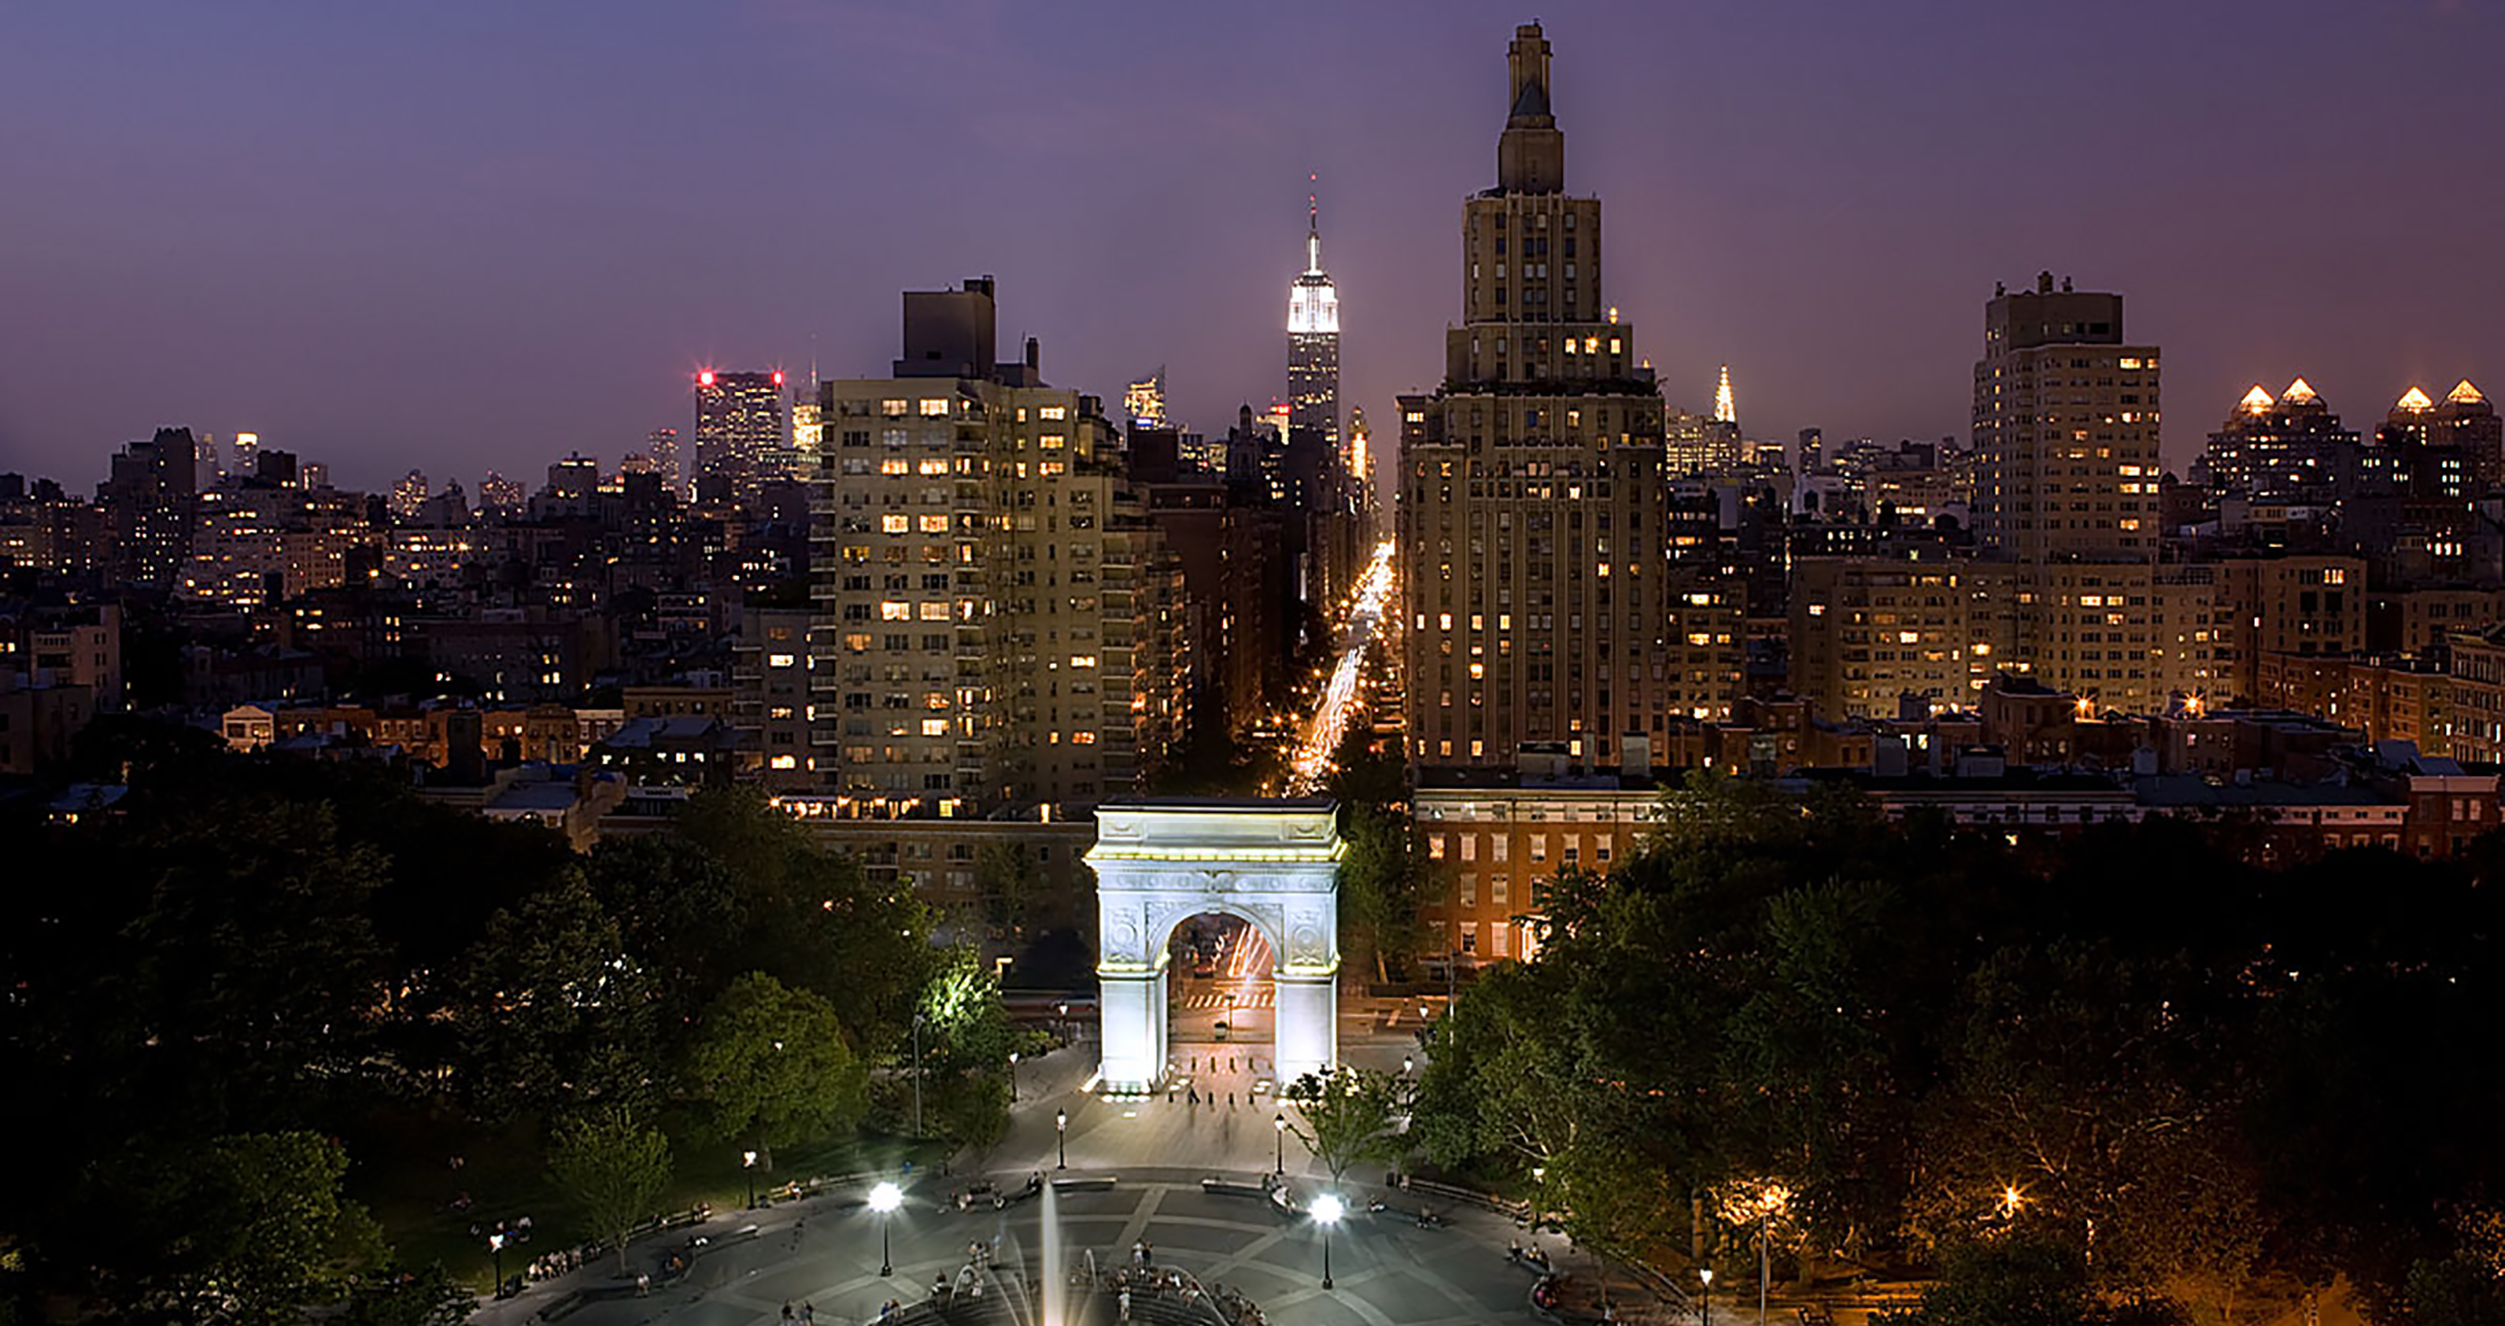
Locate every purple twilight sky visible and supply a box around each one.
[4,0,2503,495]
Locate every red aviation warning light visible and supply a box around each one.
[698,370,717,388]
[772,370,785,386]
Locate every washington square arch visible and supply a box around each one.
[1083,798,1341,1093]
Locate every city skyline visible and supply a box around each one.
[5,1,2505,491]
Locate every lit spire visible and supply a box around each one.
[2450,379,2486,405]
[2398,385,2435,412]
[2282,377,2319,404]
[2240,385,2275,413]
[1713,365,1736,424]
[1305,173,1324,276]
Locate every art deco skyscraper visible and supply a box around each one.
[1287,197,1340,451]
[1400,23,1712,777]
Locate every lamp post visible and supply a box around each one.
[1311,1193,1344,1290]
[1699,1267,1713,1326]
[1008,1051,1020,1102]
[1760,1208,1771,1326]
[488,1232,506,1296]
[1401,1054,1413,1076]
[1055,1108,1068,1170]
[1273,1113,1287,1175]
[911,1012,928,1136]
[1057,1001,1070,1042]
[869,1181,902,1277]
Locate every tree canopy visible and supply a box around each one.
[1411,769,2505,1321]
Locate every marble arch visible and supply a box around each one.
[1084,799,1342,1094]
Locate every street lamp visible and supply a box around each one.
[1401,1054,1413,1076]
[869,1181,902,1277]
[1055,1108,1068,1170]
[1699,1267,1713,1326]
[1274,1113,1287,1175]
[1008,1051,1020,1102]
[488,1232,506,1296]
[1057,1001,1070,1042]
[1311,1193,1344,1290]
[743,1149,759,1209]
[911,1012,928,1136]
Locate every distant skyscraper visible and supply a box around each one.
[546,454,599,498]
[694,369,789,507]
[231,431,260,478]
[2201,379,2360,504]
[1287,192,1340,452]
[100,428,197,587]
[1970,272,2161,563]
[389,468,429,520]
[299,461,329,491]
[1126,368,1170,429]
[193,433,222,490]
[1399,23,1734,777]
[646,427,682,497]
[1713,364,1736,424]
[478,471,523,513]
[790,380,823,472]
[2379,379,2501,499]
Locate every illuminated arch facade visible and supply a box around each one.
[1085,799,1342,1093]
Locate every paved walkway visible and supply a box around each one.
[464,1026,1684,1323]
[468,1166,1564,1326]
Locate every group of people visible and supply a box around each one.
[777,1300,817,1323]
[526,1246,584,1281]
[1507,1238,1553,1271]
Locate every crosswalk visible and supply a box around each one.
[1175,987,1275,1011]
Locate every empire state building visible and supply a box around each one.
[1287,197,1340,451]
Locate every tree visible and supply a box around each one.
[974,840,1043,936]
[446,873,655,1121]
[1336,805,1423,982]
[547,1106,674,1276]
[1873,1239,2181,1326]
[667,789,938,1054]
[121,1131,387,1325]
[679,972,868,1150]
[1283,1066,1409,1185]
[342,1264,475,1326]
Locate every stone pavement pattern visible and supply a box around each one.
[478,1169,1560,1326]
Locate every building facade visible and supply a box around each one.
[807,279,1187,816]
[1287,205,1340,453]
[1970,274,2161,563]
[1400,23,1704,778]
[695,370,790,508]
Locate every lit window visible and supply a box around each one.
[918,399,950,417]
[768,653,796,668]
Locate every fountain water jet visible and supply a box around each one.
[1040,1177,1066,1326]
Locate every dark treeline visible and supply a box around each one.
[1415,773,2505,1326]
[0,722,1015,1324]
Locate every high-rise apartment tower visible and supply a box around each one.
[1970,272,2162,563]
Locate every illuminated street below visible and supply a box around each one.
[1287,539,1396,795]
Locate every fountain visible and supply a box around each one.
[1039,1179,1066,1326]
